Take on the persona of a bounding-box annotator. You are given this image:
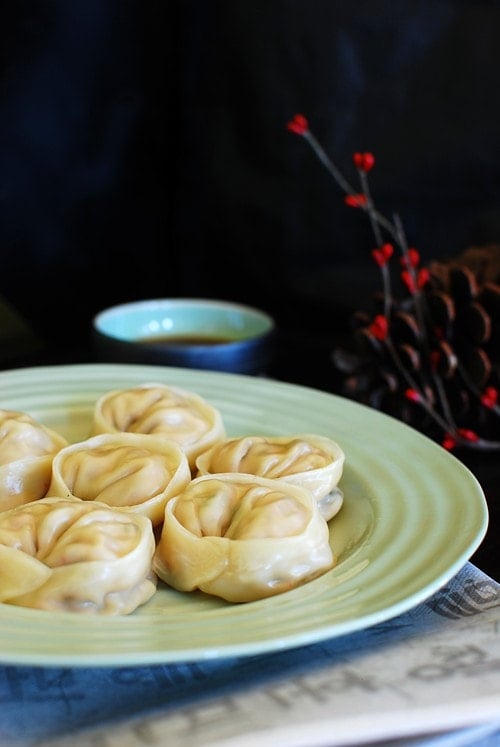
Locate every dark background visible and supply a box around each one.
[2,1,500,365]
[0,0,499,578]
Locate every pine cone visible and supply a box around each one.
[332,244,500,448]
[427,243,500,379]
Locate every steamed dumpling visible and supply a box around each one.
[195,434,345,520]
[153,473,335,603]
[48,432,191,526]
[0,409,68,512]
[91,383,226,471]
[0,496,157,614]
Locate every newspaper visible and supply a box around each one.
[1,562,499,747]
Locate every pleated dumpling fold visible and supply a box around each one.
[48,432,191,527]
[153,472,334,603]
[195,433,345,520]
[0,497,157,614]
[90,383,226,472]
[0,409,68,512]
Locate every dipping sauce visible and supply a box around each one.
[139,334,236,346]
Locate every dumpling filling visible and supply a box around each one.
[91,383,226,471]
[48,432,191,526]
[0,409,68,512]
[196,434,345,520]
[153,473,335,603]
[0,497,157,614]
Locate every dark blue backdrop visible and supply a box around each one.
[1,0,500,382]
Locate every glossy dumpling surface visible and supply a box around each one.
[0,409,68,512]
[48,432,191,526]
[0,497,157,614]
[195,433,345,520]
[153,473,335,603]
[91,383,226,471]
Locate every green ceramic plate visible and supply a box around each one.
[0,363,488,666]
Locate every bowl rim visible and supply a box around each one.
[92,298,276,345]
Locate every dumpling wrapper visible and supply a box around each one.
[195,434,345,520]
[48,432,191,526]
[0,409,68,512]
[0,496,157,614]
[90,383,226,472]
[153,473,335,603]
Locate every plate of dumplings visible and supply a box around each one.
[0,363,488,666]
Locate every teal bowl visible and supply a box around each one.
[92,298,276,375]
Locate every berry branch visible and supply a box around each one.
[286,113,500,451]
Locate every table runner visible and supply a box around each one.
[1,561,499,746]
